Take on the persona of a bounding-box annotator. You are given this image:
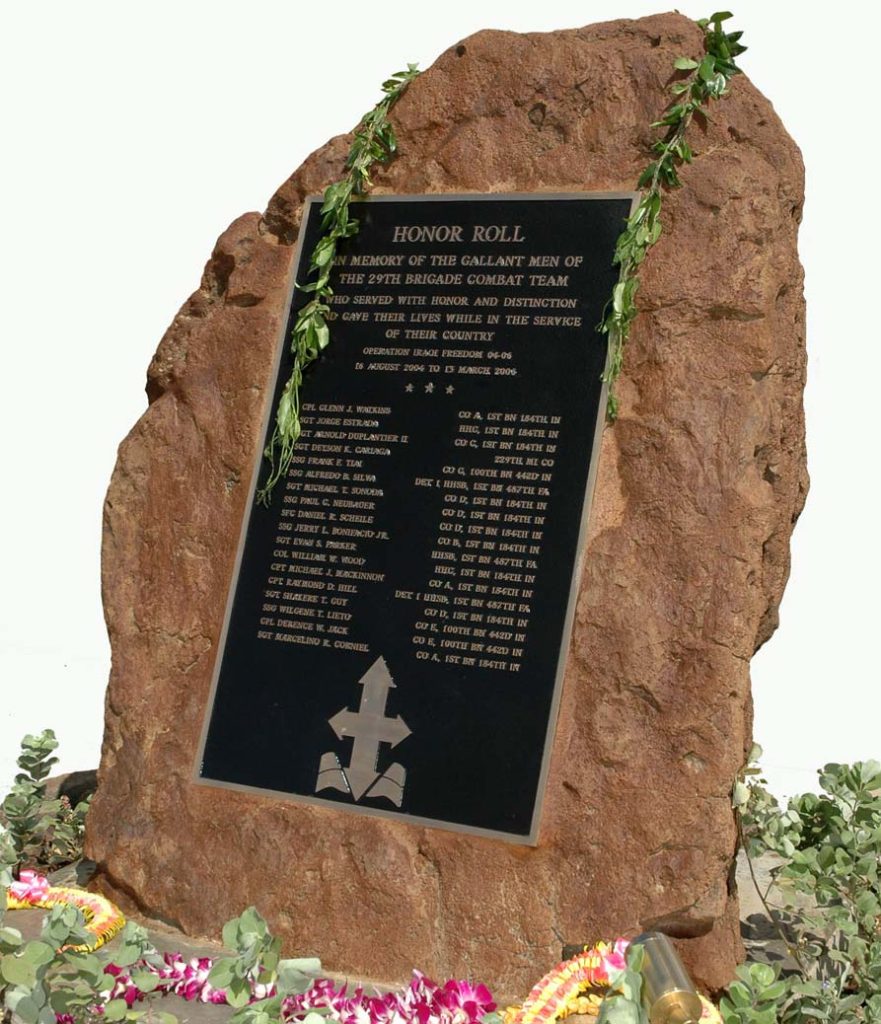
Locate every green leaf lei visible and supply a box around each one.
[599,12,747,421]
[256,65,420,506]
[257,12,746,503]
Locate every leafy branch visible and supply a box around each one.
[1,730,89,875]
[596,944,648,1024]
[256,65,420,505]
[599,11,747,420]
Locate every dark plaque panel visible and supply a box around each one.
[197,193,632,842]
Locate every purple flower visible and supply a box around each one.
[55,951,496,1024]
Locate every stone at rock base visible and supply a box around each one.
[86,12,807,1003]
[46,769,98,808]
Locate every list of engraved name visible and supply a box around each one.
[257,219,586,675]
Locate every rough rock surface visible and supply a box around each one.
[86,13,806,1002]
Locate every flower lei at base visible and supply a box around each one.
[99,937,719,1024]
[5,870,125,952]
[503,940,722,1024]
[5,875,495,1024]
[6,875,720,1024]
[99,963,495,1024]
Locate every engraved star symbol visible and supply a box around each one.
[446,385,455,394]
[425,383,435,394]
[405,383,414,393]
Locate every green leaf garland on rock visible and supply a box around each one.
[258,11,748,502]
[257,65,420,505]
[599,12,747,420]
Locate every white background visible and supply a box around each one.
[1,2,878,800]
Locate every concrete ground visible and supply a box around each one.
[736,849,802,973]
[4,852,795,1023]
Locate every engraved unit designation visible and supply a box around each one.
[197,193,634,842]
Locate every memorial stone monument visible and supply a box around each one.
[87,13,807,1000]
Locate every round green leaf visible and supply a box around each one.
[1,951,37,987]
[132,969,161,993]
[0,926,23,948]
[749,962,775,989]
[9,994,41,1024]
[104,998,131,1021]
[22,941,55,967]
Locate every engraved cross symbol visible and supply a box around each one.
[315,656,411,806]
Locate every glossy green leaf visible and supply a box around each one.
[727,981,751,1007]
[751,1009,776,1024]
[749,963,775,988]
[698,56,717,82]
[227,978,252,1008]
[732,781,750,808]
[209,959,235,989]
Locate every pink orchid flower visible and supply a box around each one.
[599,938,631,979]
[8,870,50,903]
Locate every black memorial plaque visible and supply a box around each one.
[197,193,634,842]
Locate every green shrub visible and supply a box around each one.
[730,752,881,1024]
[0,732,323,1024]
[1,731,89,873]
